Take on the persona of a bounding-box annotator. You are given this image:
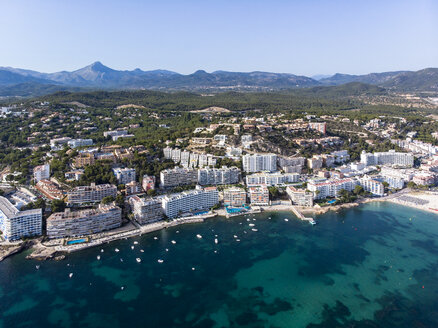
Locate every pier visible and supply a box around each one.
[291,205,316,225]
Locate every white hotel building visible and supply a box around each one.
[246,172,300,186]
[360,150,414,167]
[358,176,384,196]
[307,178,357,199]
[161,187,219,218]
[0,196,42,241]
[243,153,277,173]
[33,164,50,182]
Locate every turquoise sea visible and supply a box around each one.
[1,202,438,327]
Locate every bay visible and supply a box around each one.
[1,202,438,327]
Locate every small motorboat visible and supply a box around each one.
[284,219,289,222]
[236,239,240,242]
[196,234,202,239]
[131,246,135,250]
[120,258,124,262]
[140,249,144,253]
[97,255,101,260]
[158,259,164,263]
[233,235,238,239]
[251,228,258,232]
[115,248,120,253]
[249,223,255,227]
[69,273,73,278]
[121,286,125,290]
[214,238,218,244]
[165,248,169,252]
[154,237,158,240]
[101,249,104,253]
[192,267,196,271]
[171,240,176,244]
[136,258,141,263]
[35,265,40,270]
[133,241,139,245]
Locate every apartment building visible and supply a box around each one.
[242,153,277,173]
[307,156,324,170]
[129,196,164,224]
[360,150,414,167]
[160,167,198,188]
[74,153,95,168]
[358,176,384,196]
[307,178,357,199]
[0,196,42,241]
[35,179,64,200]
[113,167,136,185]
[308,122,327,134]
[198,166,240,186]
[161,186,219,218]
[142,175,156,191]
[46,204,122,239]
[33,164,50,182]
[223,188,247,207]
[286,186,314,207]
[245,172,300,186]
[125,181,142,195]
[67,183,117,204]
[68,138,93,149]
[248,186,270,206]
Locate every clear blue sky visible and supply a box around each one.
[1,0,437,76]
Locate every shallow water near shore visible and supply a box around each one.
[1,201,438,327]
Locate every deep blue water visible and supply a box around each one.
[1,202,438,327]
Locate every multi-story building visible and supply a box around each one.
[245,172,300,186]
[248,186,270,206]
[380,167,414,189]
[161,186,219,218]
[74,153,95,168]
[242,153,277,173]
[286,186,314,207]
[35,179,64,200]
[65,170,84,181]
[142,175,155,192]
[46,204,122,239]
[307,156,324,170]
[0,196,42,241]
[197,166,240,186]
[308,122,327,134]
[160,167,198,188]
[322,155,336,168]
[358,176,384,196]
[67,138,93,149]
[180,151,191,167]
[223,188,247,207]
[50,137,72,150]
[307,178,357,199]
[104,129,130,141]
[125,181,142,195]
[129,196,164,224]
[412,173,436,186]
[278,156,306,173]
[360,150,414,167]
[113,168,136,185]
[33,164,50,182]
[67,183,117,204]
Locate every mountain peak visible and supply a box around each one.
[88,61,111,72]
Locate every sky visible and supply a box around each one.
[0,0,437,76]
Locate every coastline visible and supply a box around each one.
[4,191,438,262]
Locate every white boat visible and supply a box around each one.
[35,265,40,270]
[133,241,139,245]
[309,220,317,225]
[176,230,180,233]
[158,259,164,263]
[171,240,176,244]
[233,235,238,239]
[268,217,271,220]
[121,286,124,290]
[131,246,135,250]
[196,234,202,239]
[154,237,158,240]
[120,258,124,262]
[165,248,169,252]
[192,267,196,271]
[140,249,144,253]
[136,258,141,263]
[236,239,240,242]
[69,273,73,278]
[284,219,289,222]
[97,255,101,260]
[101,249,104,253]
[115,248,120,252]
[251,228,258,232]
[214,238,218,244]
[249,223,255,227]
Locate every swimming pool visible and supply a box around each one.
[66,238,87,245]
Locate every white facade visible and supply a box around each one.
[0,196,42,241]
[33,164,50,182]
[358,176,384,196]
[198,167,240,186]
[113,168,136,185]
[161,187,219,218]
[360,150,414,167]
[307,178,357,199]
[68,138,93,149]
[160,167,198,188]
[246,172,300,186]
[243,154,277,173]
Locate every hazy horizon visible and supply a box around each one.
[1,0,437,76]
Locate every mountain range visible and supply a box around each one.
[0,61,437,97]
